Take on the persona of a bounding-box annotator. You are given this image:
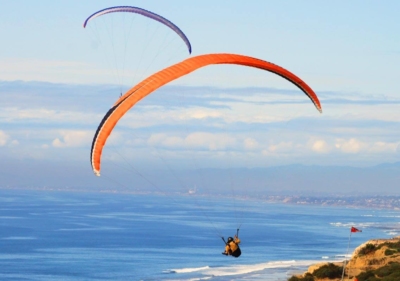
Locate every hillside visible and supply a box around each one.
[289,236,400,281]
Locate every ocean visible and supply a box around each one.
[0,189,399,281]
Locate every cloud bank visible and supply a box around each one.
[0,81,399,191]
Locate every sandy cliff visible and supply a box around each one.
[345,236,400,276]
[293,236,400,281]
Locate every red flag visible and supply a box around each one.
[351,227,362,233]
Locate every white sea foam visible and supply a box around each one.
[57,227,122,231]
[331,221,400,236]
[169,260,319,278]
[380,215,400,218]
[2,236,36,240]
[335,254,351,259]
[165,266,210,274]
[330,222,359,227]
[330,221,379,230]
[157,277,212,281]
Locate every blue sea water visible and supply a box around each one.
[0,189,399,281]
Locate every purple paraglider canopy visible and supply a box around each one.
[83,6,192,54]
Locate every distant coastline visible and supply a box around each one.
[1,186,400,211]
[261,195,400,210]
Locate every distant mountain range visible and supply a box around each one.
[1,159,399,196]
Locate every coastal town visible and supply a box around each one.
[262,195,400,210]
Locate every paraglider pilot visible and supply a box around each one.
[222,230,241,257]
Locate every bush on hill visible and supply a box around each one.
[379,241,400,257]
[288,273,314,281]
[287,263,342,281]
[356,262,400,281]
[312,263,342,279]
[356,270,377,281]
[379,241,400,251]
[374,262,400,278]
[358,243,377,256]
[384,249,396,256]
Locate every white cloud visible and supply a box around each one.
[125,138,146,146]
[243,138,259,150]
[148,134,170,146]
[316,103,400,123]
[186,110,222,120]
[162,136,185,147]
[120,103,303,130]
[368,141,398,153]
[7,108,56,120]
[263,142,294,155]
[1,80,400,168]
[1,108,98,125]
[186,132,236,150]
[52,131,92,148]
[120,108,224,129]
[0,130,9,146]
[335,138,366,154]
[309,139,331,153]
[147,132,237,151]
[52,138,63,147]
[333,138,398,154]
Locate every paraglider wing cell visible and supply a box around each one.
[91,53,322,176]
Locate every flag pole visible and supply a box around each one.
[341,229,353,281]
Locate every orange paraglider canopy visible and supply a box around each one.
[91,53,322,176]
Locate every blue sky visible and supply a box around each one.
[0,1,400,193]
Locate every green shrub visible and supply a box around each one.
[356,270,377,281]
[384,249,396,256]
[378,241,400,252]
[288,273,314,281]
[301,273,314,281]
[356,262,400,281]
[359,243,377,256]
[381,271,400,281]
[375,262,400,278]
[312,263,342,279]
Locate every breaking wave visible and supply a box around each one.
[166,260,321,279]
[165,266,210,274]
